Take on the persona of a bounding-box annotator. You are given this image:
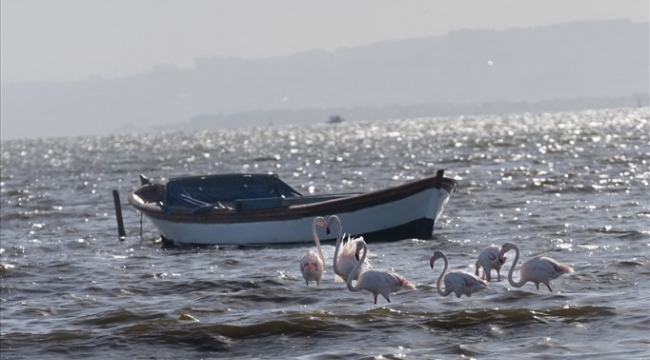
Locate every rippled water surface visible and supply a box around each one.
[1,108,649,359]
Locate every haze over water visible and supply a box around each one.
[1,107,649,359]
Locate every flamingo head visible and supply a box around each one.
[353,240,366,261]
[326,215,341,235]
[499,242,517,258]
[429,250,444,268]
[313,217,329,233]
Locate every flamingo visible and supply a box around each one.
[346,240,415,304]
[474,245,508,281]
[299,217,328,286]
[499,242,574,292]
[328,215,371,281]
[430,250,487,298]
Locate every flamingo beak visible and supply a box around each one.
[326,227,331,236]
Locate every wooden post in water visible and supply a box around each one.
[434,169,445,188]
[113,189,126,241]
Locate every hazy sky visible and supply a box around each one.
[1,0,648,83]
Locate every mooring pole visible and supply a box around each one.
[112,189,126,241]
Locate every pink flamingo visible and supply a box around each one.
[499,242,574,292]
[430,250,487,298]
[346,240,415,304]
[328,215,371,281]
[474,245,508,281]
[299,217,328,286]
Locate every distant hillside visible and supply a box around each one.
[1,19,648,140]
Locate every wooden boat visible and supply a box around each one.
[127,170,457,247]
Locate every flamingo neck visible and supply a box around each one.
[311,221,325,265]
[331,217,343,276]
[346,242,366,292]
[436,254,451,297]
[507,245,525,288]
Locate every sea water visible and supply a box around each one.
[1,107,649,359]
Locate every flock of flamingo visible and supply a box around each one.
[300,215,574,304]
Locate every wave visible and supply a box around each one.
[0,304,618,359]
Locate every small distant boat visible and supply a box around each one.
[128,170,457,247]
[327,115,344,124]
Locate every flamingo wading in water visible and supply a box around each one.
[475,245,508,281]
[346,240,415,304]
[499,242,574,292]
[299,217,328,286]
[430,250,487,298]
[328,215,371,281]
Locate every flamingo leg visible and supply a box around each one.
[373,293,378,304]
[546,283,553,292]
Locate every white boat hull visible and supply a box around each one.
[128,172,457,247]
[146,187,451,246]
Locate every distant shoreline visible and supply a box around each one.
[153,94,649,133]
